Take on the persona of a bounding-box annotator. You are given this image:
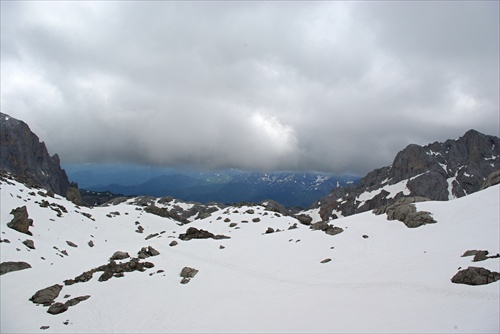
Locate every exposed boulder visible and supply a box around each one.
[137,246,160,259]
[47,295,90,315]
[0,261,32,275]
[451,267,500,285]
[109,251,130,261]
[310,221,344,236]
[66,186,83,206]
[23,239,35,249]
[262,200,289,216]
[30,284,63,306]
[7,206,33,235]
[178,227,230,241]
[295,214,312,226]
[66,241,78,248]
[375,198,436,228]
[180,266,199,284]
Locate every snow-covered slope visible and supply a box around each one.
[1,173,499,333]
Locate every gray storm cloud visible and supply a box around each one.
[1,1,498,175]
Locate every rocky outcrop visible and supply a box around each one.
[0,113,71,196]
[180,266,198,284]
[30,284,63,306]
[47,295,90,315]
[374,197,436,228]
[7,206,33,235]
[315,130,499,220]
[482,170,500,189]
[451,267,500,285]
[178,227,230,241]
[0,261,32,275]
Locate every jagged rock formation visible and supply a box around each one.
[7,206,33,235]
[0,113,70,196]
[315,129,499,220]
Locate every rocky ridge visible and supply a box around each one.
[315,129,499,220]
[0,113,73,198]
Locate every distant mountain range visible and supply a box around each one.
[63,165,359,208]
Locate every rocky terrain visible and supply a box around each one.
[0,113,72,196]
[0,114,498,333]
[314,129,499,220]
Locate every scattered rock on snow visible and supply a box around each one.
[110,251,130,261]
[178,227,230,241]
[7,206,33,235]
[180,266,199,284]
[66,241,78,248]
[0,261,32,275]
[23,239,35,249]
[169,240,178,247]
[320,258,332,263]
[451,266,500,285]
[30,284,63,306]
[88,240,94,247]
[138,246,160,259]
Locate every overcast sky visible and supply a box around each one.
[1,1,499,175]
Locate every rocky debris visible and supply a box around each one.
[47,295,90,315]
[0,261,32,275]
[178,227,230,241]
[295,214,312,225]
[310,221,344,236]
[88,240,94,247]
[252,217,261,223]
[262,200,289,216]
[136,225,144,233]
[482,170,500,189]
[66,241,78,248]
[0,238,11,243]
[110,251,130,261]
[320,258,332,263]
[7,206,33,235]
[145,233,159,240]
[219,245,225,249]
[40,326,50,330]
[288,223,298,230]
[451,266,500,285]
[169,240,178,247]
[144,204,189,224]
[30,284,63,306]
[0,112,71,196]
[229,222,237,227]
[362,235,369,239]
[22,239,35,250]
[461,250,500,262]
[265,227,275,234]
[66,186,83,206]
[224,218,231,222]
[137,246,160,259]
[65,257,155,285]
[180,266,198,284]
[246,209,255,214]
[374,198,437,228]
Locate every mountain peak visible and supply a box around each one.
[0,113,71,196]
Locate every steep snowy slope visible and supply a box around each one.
[1,173,499,333]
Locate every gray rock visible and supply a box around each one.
[23,239,35,249]
[169,240,178,247]
[295,214,312,225]
[178,227,230,241]
[66,187,82,206]
[66,240,78,248]
[0,261,32,275]
[88,240,94,247]
[30,284,63,305]
[265,227,275,234]
[482,170,500,189]
[252,217,261,223]
[451,266,500,285]
[180,267,198,279]
[320,258,331,263]
[47,302,68,315]
[0,113,71,196]
[138,246,160,259]
[110,251,130,261]
[7,206,33,235]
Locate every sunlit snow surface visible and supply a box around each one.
[1,176,499,333]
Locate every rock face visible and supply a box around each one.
[315,130,499,220]
[451,267,500,285]
[0,113,71,196]
[7,206,33,235]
